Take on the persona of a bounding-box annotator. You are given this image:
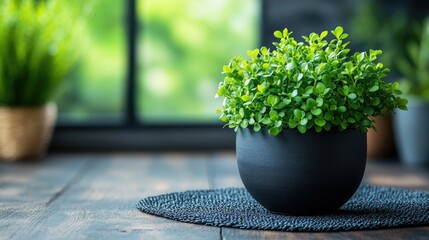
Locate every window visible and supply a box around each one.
[52,0,260,150]
[55,0,260,126]
[138,0,259,123]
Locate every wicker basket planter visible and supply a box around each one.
[0,103,56,161]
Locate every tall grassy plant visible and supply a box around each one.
[0,0,84,106]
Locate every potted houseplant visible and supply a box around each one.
[349,0,414,159]
[394,17,429,168]
[0,0,83,161]
[216,26,407,214]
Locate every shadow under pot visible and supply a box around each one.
[394,100,429,168]
[236,128,367,215]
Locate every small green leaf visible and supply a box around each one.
[241,94,251,101]
[269,110,278,119]
[253,124,261,132]
[398,98,408,107]
[316,97,323,107]
[315,118,326,127]
[306,98,317,107]
[267,95,280,106]
[324,111,333,121]
[261,117,271,124]
[291,89,298,97]
[240,120,249,128]
[363,107,374,115]
[311,108,322,116]
[392,82,399,90]
[369,85,379,92]
[347,117,356,123]
[288,119,298,128]
[286,62,295,70]
[222,65,231,73]
[294,109,304,119]
[339,33,348,39]
[217,86,226,96]
[348,93,357,99]
[269,127,281,136]
[370,97,380,106]
[239,108,245,117]
[274,30,283,39]
[332,26,344,38]
[299,118,308,126]
[297,125,307,134]
[282,28,289,36]
[283,98,291,105]
[220,115,228,122]
[315,83,326,94]
[338,106,347,112]
[346,62,353,73]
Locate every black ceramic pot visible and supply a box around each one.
[236,128,367,215]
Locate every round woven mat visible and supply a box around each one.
[137,185,429,231]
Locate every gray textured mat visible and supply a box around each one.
[137,185,429,231]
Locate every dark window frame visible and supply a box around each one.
[51,0,265,152]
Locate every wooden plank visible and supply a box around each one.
[0,154,89,205]
[207,153,243,189]
[363,161,429,191]
[0,155,90,240]
[222,227,429,240]
[12,154,220,240]
[210,155,429,240]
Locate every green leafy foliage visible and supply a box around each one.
[216,26,408,135]
[0,0,84,106]
[396,17,429,99]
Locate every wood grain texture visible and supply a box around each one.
[222,227,429,240]
[1,154,429,240]
[0,155,90,240]
[363,161,429,191]
[8,154,219,240]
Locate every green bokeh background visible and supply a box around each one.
[56,0,259,123]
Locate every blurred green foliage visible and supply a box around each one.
[350,0,429,99]
[397,18,429,99]
[350,0,412,74]
[55,0,258,123]
[0,0,83,106]
[56,0,125,122]
[138,0,259,122]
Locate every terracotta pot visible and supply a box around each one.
[0,103,57,161]
[367,115,396,159]
[236,129,367,215]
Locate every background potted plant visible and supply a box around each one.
[349,0,417,159]
[0,0,83,161]
[394,17,429,168]
[216,26,407,214]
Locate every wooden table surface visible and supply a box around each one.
[1,153,429,240]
